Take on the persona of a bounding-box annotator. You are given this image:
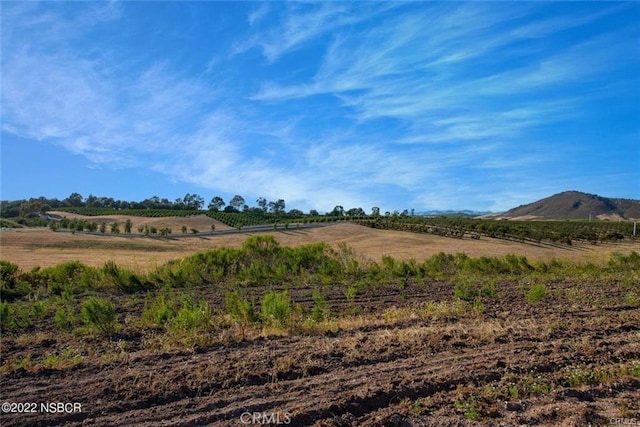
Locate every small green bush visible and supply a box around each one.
[29,300,49,320]
[310,288,329,322]
[1,301,16,332]
[142,293,176,328]
[454,280,479,302]
[103,261,151,293]
[480,281,497,298]
[625,291,639,307]
[167,295,211,334]
[80,297,118,336]
[225,289,257,338]
[344,286,358,305]
[526,283,547,304]
[54,306,76,331]
[261,290,292,329]
[0,261,31,301]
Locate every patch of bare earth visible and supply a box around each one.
[1,276,639,426]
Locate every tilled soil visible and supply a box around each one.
[1,279,639,426]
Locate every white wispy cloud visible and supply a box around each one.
[251,2,633,149]
[1,3,214,166]
[2,2,637,211]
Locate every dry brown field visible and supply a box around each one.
[2,218,638,272]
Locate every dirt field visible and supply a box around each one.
[1,219,639,426]
[2,276,639,426]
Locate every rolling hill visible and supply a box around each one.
[499,191,640,220]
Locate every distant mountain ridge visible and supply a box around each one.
[416,210,494,217]
[500,191,640,220]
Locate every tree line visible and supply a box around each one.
[1,192,383,220]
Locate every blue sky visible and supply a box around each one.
[1,1,639,213]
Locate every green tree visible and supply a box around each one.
[230,195,245,211]
[208,196,225,211]
[330,205,344,216]
[85,194,97,207]
[274,199,286,214]
[124,219,133,234]
[346,207,365,216]
[183,193,205,210]
[257,197,268,213]
[63,192,84,207]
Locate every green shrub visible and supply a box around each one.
[103,261,151,293]
[344,286,358,305]
[455,397,480,420]
[1,301,16,332]
[225,289,257,338]
[0,261,30,301]
[54,306,76,331]
[142,293,176,327]
[261,290,292,329]
[526,283,547,304]
[310,288,329,322]
[625,291,639,307]
[41,261,101,295]
[454,280,479,302]
[564,365,597,387]
[480,281,497,298]
[80,297,118,336]
[167,295,211,334]
[29,300,49,320]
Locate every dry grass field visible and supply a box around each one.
[2,218,638,272]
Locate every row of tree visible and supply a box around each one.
[1,193,388,219]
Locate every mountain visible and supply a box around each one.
[499,191,640,220]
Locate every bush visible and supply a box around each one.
[454,280,479,302]
[225,289,257,338]
[480,281,497,298]
[81,297,118,336]
[0,301,21,333]
[41,261,100,295]
[102,261,151,293]
[261,290,292,329]
[54,306,76,331]
[142,293,176,328]
[310,288,329,322]
[625,291,639,307]
[0,261,31,301]
[167,295,211,334]
[526,284,547,304]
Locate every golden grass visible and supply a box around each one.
[1,221,638,272]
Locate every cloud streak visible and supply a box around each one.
[2,2,638,211]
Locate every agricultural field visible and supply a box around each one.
[1,217,639,426]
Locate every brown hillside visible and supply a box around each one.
[501,191,640,220]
